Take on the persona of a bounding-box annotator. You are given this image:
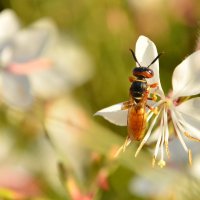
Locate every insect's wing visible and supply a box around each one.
[94,102,128,126]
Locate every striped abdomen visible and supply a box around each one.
[127,106,147,141]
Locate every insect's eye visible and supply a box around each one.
[147,68,154,76]
[133,67,154,78]
[132,67,145,74]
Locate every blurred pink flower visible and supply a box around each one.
[0,166,41,199]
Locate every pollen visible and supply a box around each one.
[158,159,166,168]
[165,140,170,159]
[164,99,173,108]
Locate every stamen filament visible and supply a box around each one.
[171,111,188,152]
[163,107,170,158]
[114,138,131,157]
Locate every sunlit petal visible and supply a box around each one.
[176,97,200,120]
[94,102,128,126]
[0,9,20,46]
[135,35,164,98]
[172,51,200,98]
[171,110,188,152]
[176,110,200,141]
[175,98,200,139]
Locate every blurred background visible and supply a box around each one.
[0,0,199,199]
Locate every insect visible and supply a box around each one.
[119,49,162,152]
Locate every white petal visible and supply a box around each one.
[45,98,88,180]
[12,19,57,63]
[129,176,169,198]
[94,102,128,126]
[176,97,200,120]
[172,51,200,98]
[1,72,33,109]
[176,110,200,140]
[29,39,93,99]
[135,35,164,98]
[0,9,20,46]
[171,110,188,152]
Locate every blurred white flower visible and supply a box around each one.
[129,175,172,198]
[45,97,90,181]
[0,9,93,109]
[95,35,200,167]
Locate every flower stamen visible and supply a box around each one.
[158,159,166,168]
[184,132,200,142]
[188,149,192,166]
[163,107,170,158]
[171,111,188,152]
[114,137,131,157]
[164,140,170,159]
[152,156,156,167]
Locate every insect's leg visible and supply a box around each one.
[148,82,159,101]
[148,95,157,101]
[121,100,134,110]
[146,104,158,115]
[149,82,158,88]
[148,92,157,101]
[129,76,136,82]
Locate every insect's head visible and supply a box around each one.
[130,49,162,79]
[133,67,154,78]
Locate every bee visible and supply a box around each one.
[120,49,162,150]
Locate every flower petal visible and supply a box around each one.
[94,103,128,126]
[135,35,164,98]
[45,98,89,180]
[172,50,200,98]
[1,72,33,109]
[171,111,188,152]
[29,39,93,99]
[176,97,200,120]
[181,115,200,141]
[176,97,200,140]
[0,9,20,46]
[12,19,57,63]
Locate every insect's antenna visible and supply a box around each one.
[147,53,163,68]
[129,48,142,67]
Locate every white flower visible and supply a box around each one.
[0,9,93,109]
[95,35,200,167]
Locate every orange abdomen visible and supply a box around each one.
[127,106,146,141]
